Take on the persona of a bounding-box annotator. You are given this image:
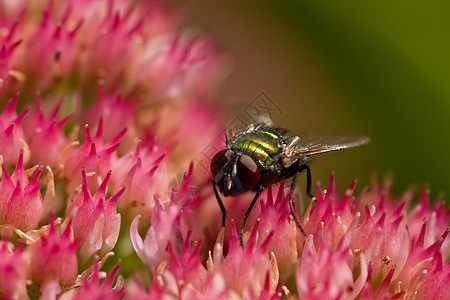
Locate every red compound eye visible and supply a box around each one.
[210,150,232,177]
[236,154,260,190]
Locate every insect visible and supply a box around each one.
[210,121,369,245]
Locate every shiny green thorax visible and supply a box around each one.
[230,127,287,169]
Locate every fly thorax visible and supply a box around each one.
[230,131,282,170]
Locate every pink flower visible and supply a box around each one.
[165,232,208,292]
[406,189,450,261]
[296,176,449,298]
[0,152,43,232]
[23,96,70,168]
[0,0,222,102]
[296,237,368,299]
[62,119,123,191]
[129,224,278,299]
[110,140,167,221]
[64,169,123,263]
[134,34,224,101]
[0,241,28,299]
[257,184,299,278]
[210,223,279,298]
[28,219,78,289]
[64,259,123,299]
[84,87,139,145]
[130,197,181,270]
[0,95,29,166]
[10,7,80,93]
[0,0,448,298]
[0,40,24,99]
[128,173,449,299]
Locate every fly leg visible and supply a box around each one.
[239,186,263,247]
[298,164,314,198]
[287,170,307,237]
[212,180,226,227]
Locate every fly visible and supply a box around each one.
[210,121,370,245]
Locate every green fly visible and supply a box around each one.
[210,122,369,245]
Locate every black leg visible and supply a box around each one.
[287,171,307,237]
[305,165,314,198]
[212,180,226,227]
[239,186,263,246]
[299,164,314,198]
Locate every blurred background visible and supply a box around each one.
[182,1,450,202]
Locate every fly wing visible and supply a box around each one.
[226,117,275,145]
[284,135,370,159]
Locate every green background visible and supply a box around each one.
[184,1,450,202]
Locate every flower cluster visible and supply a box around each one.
[129,177,449,299]
[0,0,448,299]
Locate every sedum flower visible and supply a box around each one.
[296,176,450,299]
[28,219,78,291]
[209,223,279,298]
[128,175,450,299]
[64,169,123,264]
[23,96,70,168]
[60,259,124,300]
[9,7,80,94]
[130,197,181,270]
[0,40,24,98]
[0,95,29,166]
[84,86,139,146]
[257,184,299,279]
[0,0,448,299]
[62,119,123,191]
[296,236,368,299]
[110,140,168,221]
[0,152,43,232]
[0,241,29,299]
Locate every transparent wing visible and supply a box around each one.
[284,134,370,158]
[225,117,274,145]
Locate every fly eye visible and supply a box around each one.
[210,150,232,176]
[236,154,260,190]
